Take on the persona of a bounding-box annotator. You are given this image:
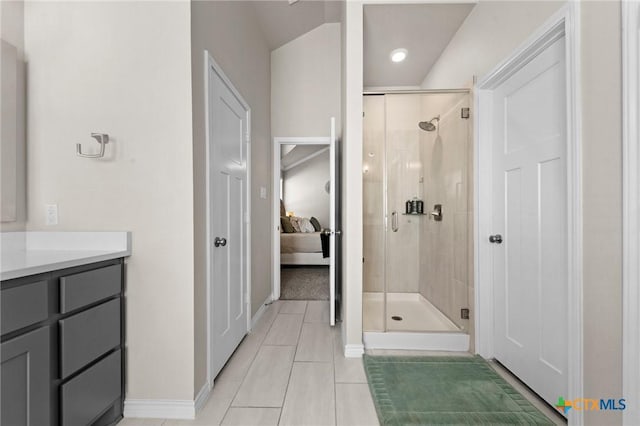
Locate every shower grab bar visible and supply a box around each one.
[391,211,399,232]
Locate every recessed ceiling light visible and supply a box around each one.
[390,48,408,63]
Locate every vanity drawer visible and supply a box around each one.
[59,298,120,378]
[60,264,121,313]
[61,349,121,426]
[1,280,48,335]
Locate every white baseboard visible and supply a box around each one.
[194,382,211,414]
[344,343,365,358]
[124,383,210,420]
[124,399,195,419]
[363,331,469,352]
[251,296,272,330]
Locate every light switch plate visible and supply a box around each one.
[45,204,58,225]
[260,187,267,199]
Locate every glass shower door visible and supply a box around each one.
[363,95,385,331]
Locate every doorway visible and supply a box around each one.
[205,51,251,383]
[272,119,340,326]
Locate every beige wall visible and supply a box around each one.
[191,1,272,394]
[341,0,364,352]
[581,2,623,424]
[0,0,26,230]
[421,1,565,89]
[271,23,341,138]
[23,1,195,401]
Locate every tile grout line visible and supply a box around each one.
[276,302,306,425]
[220,302,282,424]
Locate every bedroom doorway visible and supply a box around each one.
[272,119,341,325]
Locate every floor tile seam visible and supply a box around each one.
[218,395,234,426]
[334,379,368,384]
[227,403,285,409]
[277,346,300,426]
[229,329,294,410]
[228,339,270,404]
[262,343,299,347]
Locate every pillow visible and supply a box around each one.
[281,216,295,233]
[310,217,322,232]
[289,216,302,232]
[300,218,315,233]
[280,199,286,217]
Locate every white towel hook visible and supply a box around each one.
[76,133,109,158]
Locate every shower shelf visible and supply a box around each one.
[402,213,427,216]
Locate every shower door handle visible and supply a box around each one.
[391,211,399,232]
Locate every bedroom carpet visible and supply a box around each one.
[364,355,555,425]
[280,266,329,300]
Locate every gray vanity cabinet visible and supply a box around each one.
[1,326,51,426]
[0,259,125,426]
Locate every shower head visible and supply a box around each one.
[418,115,440,132]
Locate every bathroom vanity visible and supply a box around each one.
[0,232,131,426]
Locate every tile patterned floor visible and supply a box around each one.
[117,300,563,426]
[118,300,380,426]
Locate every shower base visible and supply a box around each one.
[363,292,469,351]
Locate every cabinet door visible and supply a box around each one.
[1,326,50,426]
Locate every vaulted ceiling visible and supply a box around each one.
[250,1,475,87]
[251,0,341,50]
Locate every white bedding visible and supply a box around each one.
[280,232,322,254]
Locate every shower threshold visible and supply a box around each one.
[363,292,469,352]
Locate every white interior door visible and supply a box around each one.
[491,37,568,408]
[329,117,337,326]
[209,59,249,379]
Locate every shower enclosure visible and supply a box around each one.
[362,91,472,350]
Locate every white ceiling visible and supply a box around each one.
[252,1,342,50]
[363,3,475,88]
[281,145,327,170]
[249,1,474,86]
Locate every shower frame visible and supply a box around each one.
[362,89,472,351]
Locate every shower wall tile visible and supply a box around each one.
[417,93,472,330]
[454,212,467,283]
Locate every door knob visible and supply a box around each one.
[214,237,227,247]
[489,234,502,244]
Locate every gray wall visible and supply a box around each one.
[191,1,272,396]
[283,150,330,228]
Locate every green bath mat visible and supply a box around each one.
[364,355,555,425]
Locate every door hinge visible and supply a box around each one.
[460,308,470,319]
[461,108,470,119]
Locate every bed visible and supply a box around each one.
[280,231,329,265]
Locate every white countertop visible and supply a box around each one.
[1,232,131,281]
